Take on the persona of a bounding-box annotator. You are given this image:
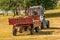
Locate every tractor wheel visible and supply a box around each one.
[30,24,34,35]
[41,22,44,29]
[13,29,17,36]
[35,27,39,33]
[46,20,49,28]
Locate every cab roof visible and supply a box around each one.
[30,6,41,9]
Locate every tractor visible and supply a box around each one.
[9,6,49,36]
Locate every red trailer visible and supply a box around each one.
[9,15,41,35]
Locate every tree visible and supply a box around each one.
[0,0,24,16]
[26,0,56,10]
[0,0,56,16]
[40,0,56,10]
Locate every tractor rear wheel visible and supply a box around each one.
[35,27,39,33]
[30,24,34,35]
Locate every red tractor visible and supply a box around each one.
[9,6,49,36]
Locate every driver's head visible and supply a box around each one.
[33,11,38,15]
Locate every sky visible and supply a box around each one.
[0,10,25,14]
[0,10,13,14]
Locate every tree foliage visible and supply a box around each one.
[40,0,56,10]
[0,0,56,16]
[0,0,56,10]
[0,0,24,16]
[26,0,56,10]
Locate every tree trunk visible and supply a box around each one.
[7,13,8,16]
[14,11,16,16]
[16,9,18,15]
[13,9,18,16]
[3,13,4,16]
[5,11,8,16]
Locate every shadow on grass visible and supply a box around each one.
[34,31,54,35]
[49,27,60,29]
[16,27,60,36]
[45,13,60,18]
[16,31,54,36]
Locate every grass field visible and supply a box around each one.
[0,9,60,40]
[45,9,60,27]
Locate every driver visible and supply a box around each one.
[33,11,38,15]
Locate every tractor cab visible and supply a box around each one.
[28,6,49,29]
[27,6,44,21]
[28,6,40,16]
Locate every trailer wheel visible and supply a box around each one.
[24,27,27,31]
[35,27,39,33]
[30,24,34,35]
[13,29,17,36]
[19,27,23,33]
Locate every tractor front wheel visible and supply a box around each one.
[46,20,49,28]
[41,22,44,29]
